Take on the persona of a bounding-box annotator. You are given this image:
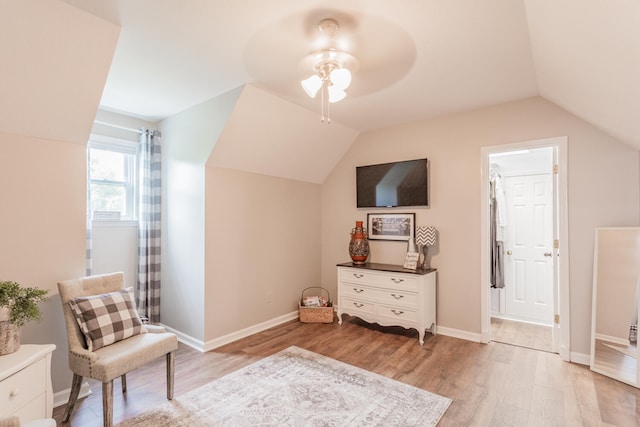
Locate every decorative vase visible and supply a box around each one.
[0,321,20,355]
[407,237,418,253]
[349,221,370,264]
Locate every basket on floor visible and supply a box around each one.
[299,287,334,323]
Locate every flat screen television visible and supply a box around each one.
[356,158,429,208]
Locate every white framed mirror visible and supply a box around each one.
[590,227,640,387]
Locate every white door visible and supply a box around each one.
[503,173,554,325]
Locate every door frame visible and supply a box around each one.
[480,136,570,361]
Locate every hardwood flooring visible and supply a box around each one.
[53,315,640,426]
[491,317,553,353]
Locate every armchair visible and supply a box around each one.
[57,272,178,427]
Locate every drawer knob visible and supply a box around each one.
[10,389,19,397]
[390,294,404,299]
[353,302,364,308]
[391,278,404,283]
[353,273,364,279]
[391,309,404,316]
[353,288,364,293]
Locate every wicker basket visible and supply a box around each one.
[299,287,334,323]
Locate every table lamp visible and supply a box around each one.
[416,226,437,269]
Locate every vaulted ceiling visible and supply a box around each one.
[54,0,640,150]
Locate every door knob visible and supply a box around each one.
[506,250,512,255]
[544,252,553,257]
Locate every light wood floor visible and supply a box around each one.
[53,315,640,426]
[491,317,554,353]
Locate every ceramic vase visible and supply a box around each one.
[349,221,370,264]
[407,237,418,253]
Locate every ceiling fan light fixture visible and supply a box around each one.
[329,68,351,90]
[301,75,323,98]
[328,86,347,103]
[300,18,357,123]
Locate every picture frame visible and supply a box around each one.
[367,213,415,241]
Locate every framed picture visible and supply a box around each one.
[367,213,415,241]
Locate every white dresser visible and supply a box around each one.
[0,344,56,422]
[337,263,436,345]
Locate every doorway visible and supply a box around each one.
[480,137,570,360]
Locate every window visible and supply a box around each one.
[88,136,138,221]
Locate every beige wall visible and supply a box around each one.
[159,88,243,341]
[320,97,639,356]
[0,1,120,395]
[204,167,321,340]
[0,132,87,393]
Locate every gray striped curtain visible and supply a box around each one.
[86,148,93,276]
[137,129,162,323]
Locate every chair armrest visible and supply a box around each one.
[69,346,98,362]
[145,324,167,334]
[67,345,99,377]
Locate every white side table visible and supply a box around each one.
[0,344,56,423]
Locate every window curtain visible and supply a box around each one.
[137,129,162,323]
[86,148,93,276]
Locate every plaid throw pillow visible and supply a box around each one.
[69,289,147,351]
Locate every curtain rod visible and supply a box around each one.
[94,120,143,134]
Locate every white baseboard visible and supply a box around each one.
[161,310,299,353]
[163,310,484,352]
[203,311,299,352]
[570,352,590,366]
[595,333,629,347]
[53,381,92,408]
[159,324,205,352]
[436,325,482,343]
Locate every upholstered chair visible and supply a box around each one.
[58,272,178,427]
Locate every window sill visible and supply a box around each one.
[92,220,138,228]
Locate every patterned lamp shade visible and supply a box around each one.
[416,226,437,246]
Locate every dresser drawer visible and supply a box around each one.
[377,305,418,323]
[378,289,418,307]
[340,268,419,291]
[342,284,418,307]
[0,358,45,415]
[341,297,376,315]
[10,392,46,422]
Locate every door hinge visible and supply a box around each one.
[553,164,559,174]
[554,314,560,324]
[554,240,559,249]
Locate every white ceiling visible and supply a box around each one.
[60,0,640,149]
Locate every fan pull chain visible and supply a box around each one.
[320,82,325,123]
[327,88,331,124]
[319,81,332,124]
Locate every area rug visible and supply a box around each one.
[117,346,451,426]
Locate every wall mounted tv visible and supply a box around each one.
[356,158,429,208]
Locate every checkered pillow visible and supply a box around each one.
[69,289,147,351]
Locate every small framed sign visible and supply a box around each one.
[403,252,420,270]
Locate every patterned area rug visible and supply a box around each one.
[117,346,451,426]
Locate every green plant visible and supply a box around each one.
[0,281,49,328]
